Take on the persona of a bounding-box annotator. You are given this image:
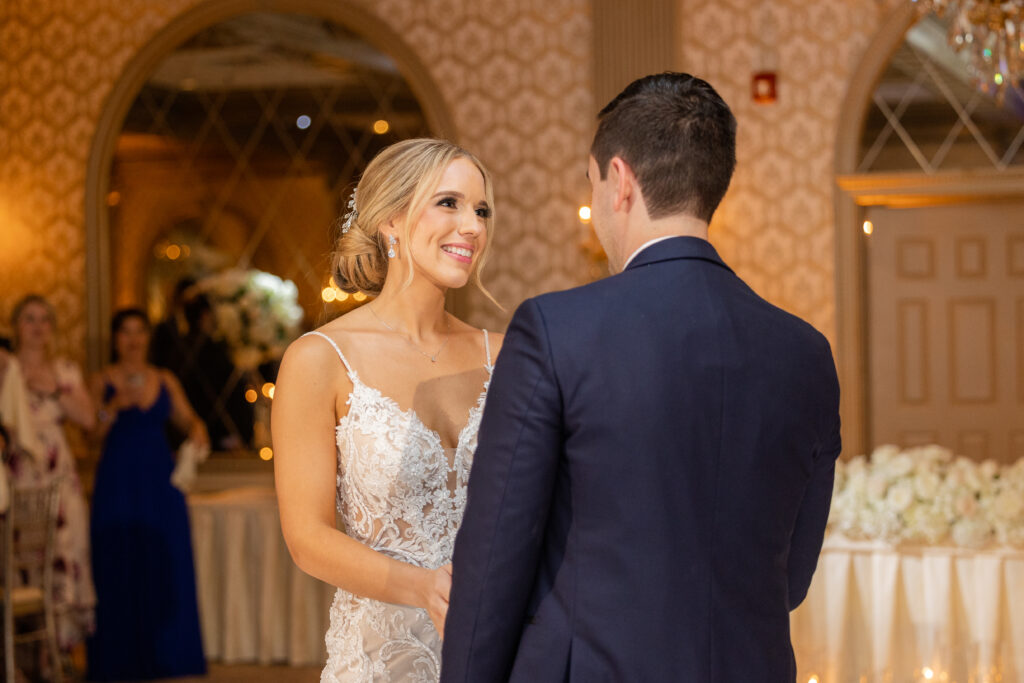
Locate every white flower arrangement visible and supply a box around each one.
[828,445,1024,549]
[193,268,304,369]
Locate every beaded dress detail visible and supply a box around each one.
[304,330,492,683]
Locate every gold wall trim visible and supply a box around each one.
[84,0,456,370]
[837,168,1024,208]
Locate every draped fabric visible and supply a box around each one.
[792,535,1024,683]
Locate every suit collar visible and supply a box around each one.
[622,236,733,274]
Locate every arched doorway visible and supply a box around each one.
[84,0,455,453]
[834,4,1024,460]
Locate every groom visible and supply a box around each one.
[441,73,841,682]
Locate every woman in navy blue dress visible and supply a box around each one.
[87,308,208,681]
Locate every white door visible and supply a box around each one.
[867,202,1024,463]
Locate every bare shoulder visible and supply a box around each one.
[280,330,345,378]
[157,367,182,388]
[487,330,505,357]
[448,315,505,358]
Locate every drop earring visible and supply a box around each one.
[387,234,397,259]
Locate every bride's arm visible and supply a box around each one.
[273,334,450,624]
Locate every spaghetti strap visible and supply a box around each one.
[482,329,493,372]
[303,331,354,375]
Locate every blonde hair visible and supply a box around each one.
[10,294,56,352]
[331,138,498,305]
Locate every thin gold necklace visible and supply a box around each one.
[368,305,451,363]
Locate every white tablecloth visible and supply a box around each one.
[792,535,1024,682]
[188,487,334,666]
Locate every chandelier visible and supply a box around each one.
[910,0,1024,101]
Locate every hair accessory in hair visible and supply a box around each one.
[341,188,358,233]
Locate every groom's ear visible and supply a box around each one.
[608,156,636,213]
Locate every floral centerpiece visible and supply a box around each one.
[192,268,304,369]
[828,445,1024,548]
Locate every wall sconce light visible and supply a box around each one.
[752,72,777,104]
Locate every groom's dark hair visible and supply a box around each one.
[591,72,736,223]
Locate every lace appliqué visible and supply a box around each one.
[321,367,490,683]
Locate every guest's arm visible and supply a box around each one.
[55,360,95,431]
[442,299,564,682]
[787,341,841,609]
[273,334,453,635]
[162,370,209,449]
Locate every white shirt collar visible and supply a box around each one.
[622,235,679,270]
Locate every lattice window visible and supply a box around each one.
[859,13,1024,173]
[107,12,429,452]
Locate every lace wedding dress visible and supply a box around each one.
[305,330,493,683]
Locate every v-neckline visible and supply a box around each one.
[339,370,490,453]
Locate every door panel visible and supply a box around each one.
[867,202,1024,463]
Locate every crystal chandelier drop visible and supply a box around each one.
[910,0,1024,100]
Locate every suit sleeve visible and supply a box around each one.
[786,341,842,609]
[441,298,563,683]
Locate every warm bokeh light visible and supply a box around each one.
[245,389,258,403]
[862,220,874,235]
[165,244,181,260]
[106,191,121,206]
[261,382,275,398]
[321,286,337,302]
[373,119,390,134]
[181,245,191,257]
[259,447,273,461]
[578,205,591,222]
[353,292,367,302]
[296,114,312,130]
[922,667,935,680]
[336,290,350,302]
[268,385,275,399]
[807,676,819,683]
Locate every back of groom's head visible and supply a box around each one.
[591,72,737,223]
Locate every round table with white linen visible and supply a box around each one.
[188,486,334,666]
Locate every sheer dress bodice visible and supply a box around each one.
[304,330,492,682]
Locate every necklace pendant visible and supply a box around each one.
[430,355,438,362]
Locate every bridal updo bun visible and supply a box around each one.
[331,138,496,298]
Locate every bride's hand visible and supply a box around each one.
[420,563,452,639]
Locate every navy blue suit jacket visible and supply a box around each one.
[441,237,841,682]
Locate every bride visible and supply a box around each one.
[273,138,503,682]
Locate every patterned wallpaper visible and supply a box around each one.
[680,0,902,343]
[0,0,593,362]
[1,0,910,363]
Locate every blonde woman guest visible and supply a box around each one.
[274,138,503,682]
[8,294,97,649]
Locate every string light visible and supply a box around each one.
[259,447,273,461]
[863,220,874,235]
[261,382,275,399]
[578,205,591,222]
[244,389,258,403]
[373,119,390,134]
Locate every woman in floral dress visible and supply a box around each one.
[8,294,97,650]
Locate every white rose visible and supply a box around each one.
[867,473,890,500]
[872,445,900,466]
[979,459,999,482]
[914,471,941,500]
[887,453,915,477]
[991,489,1024,520]
[951,518,992,548]
[954,492,979,518]
[886,481,914,512]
